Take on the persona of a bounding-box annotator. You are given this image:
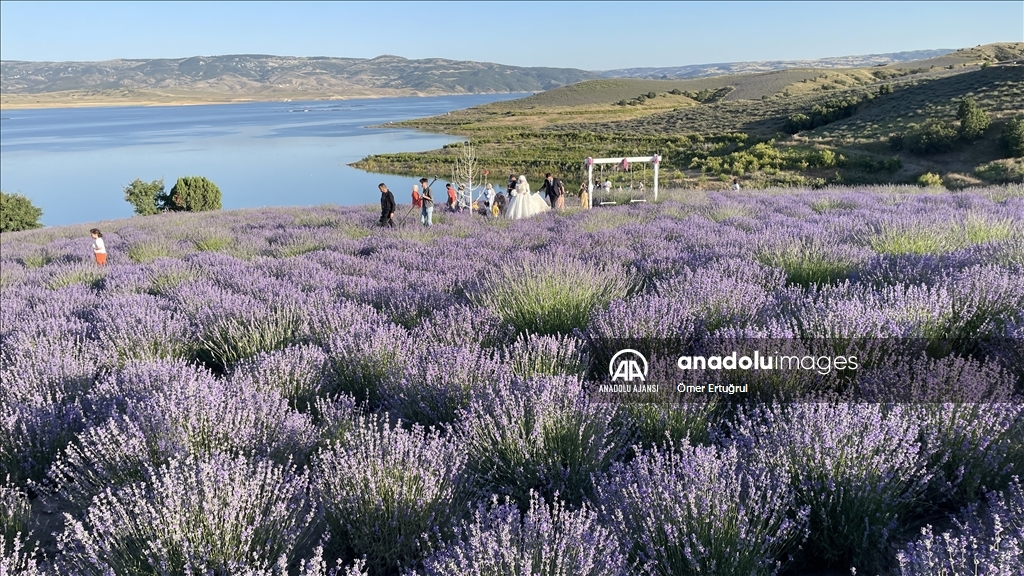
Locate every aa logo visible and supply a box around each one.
[609,349,648,382]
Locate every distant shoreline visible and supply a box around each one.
[0,90,526,111]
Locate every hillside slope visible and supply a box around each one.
[2,46,1000,108]
[355,44,1024,189]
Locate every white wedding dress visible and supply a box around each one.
[504,176,549,220]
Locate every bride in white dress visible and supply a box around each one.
[504,175,549,220]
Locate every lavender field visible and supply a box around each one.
[2,185,1023,575]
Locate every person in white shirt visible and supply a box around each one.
[603,179,612,194]
[90,228,107,266]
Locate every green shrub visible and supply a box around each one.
[0,191,43,233]
[472,254,638,336]
[127,241,176,263]
[957,97,991,141]
[167,176,222,212]
[123,178,165,216]
[887,133,905,151]
[975,159,1024,184]
[785,114,811,134]
[917,172,944,187]
[194,235,233,252]
[1000,118,1024,157]
[756,241,858,287]
[878,83,893,95]
[197,307,305,372]
[906,120,958,155]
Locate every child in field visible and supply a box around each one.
[579,182,589,209]
[90,228,106,265]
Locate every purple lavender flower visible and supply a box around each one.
[731,402,931,573]
[57,453,316,575]
[420,492,627,576]
[314,414,468,574]
[457,375,624,509]
[898,477,1024,576]
[595,441,808,576]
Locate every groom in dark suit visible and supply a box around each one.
[540,173,565,210]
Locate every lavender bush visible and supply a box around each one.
[57,453,316,575]
[731,403,932,573]
[0,534,46,576]
[595,442,808,576]
[458,376,623,510]
[500,332,588,379]
[384,345,510,427]
[418,492,627,576]
[898,477,1024,576]
[916,403,1024,508]
[1,475,32,553]
[471,252,638,336]
[314,414,469,574]
[231,343,330,413]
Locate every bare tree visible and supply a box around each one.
[452,141,478,209]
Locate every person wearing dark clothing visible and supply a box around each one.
[378,183,396,227]
[507,174,517,195]
[495,191,508,215]
[539,173,565,210]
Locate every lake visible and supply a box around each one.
[0,94,526,226]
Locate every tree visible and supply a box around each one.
[957,97,990,141]
[1000,118,1024,158]
[784,114,811,134]
[124,178,165,215]
[166,176,222,212]
[0,191,44,232]
[452,141,478,208]
[906,120,958,155]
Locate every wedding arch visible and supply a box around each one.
[584,155,661,209]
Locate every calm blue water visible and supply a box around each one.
[0,94,526,226]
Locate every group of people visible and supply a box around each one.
[377,172,587,227]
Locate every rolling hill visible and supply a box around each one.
[354,43,1024,190]
[599,48,955,79]
[0,47,1001,109]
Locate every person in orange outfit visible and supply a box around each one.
[90,228,107,265]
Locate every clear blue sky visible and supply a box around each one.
[1,1,1021,69]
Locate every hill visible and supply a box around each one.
[600,48,955,79]
[354,43,1024,189]
[0,46,988,109]
[0,54,599,108]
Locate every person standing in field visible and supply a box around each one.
[483,183,496,215]
[579,182,589,209]
[539,173,565,211]
[412,184,422,212]
[90,228,107,265]
[378,183,396,228]
[420,178,434,226]
[495,188,508,216]
[603,178,612,195]
[446,183,457,212]
[732,178,741,191]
